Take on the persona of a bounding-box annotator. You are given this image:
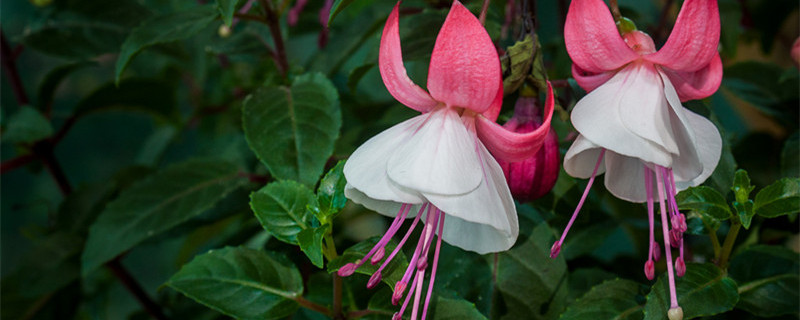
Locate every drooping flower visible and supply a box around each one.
[339,1,554,319]
[550,0,723,319]
[498,95,560,201]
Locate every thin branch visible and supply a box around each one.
[651,0,676,43]
[1,153,36,174]
[233,12,267,23]
[33,141,73,195]
[608,0,622,22]
[347,309,387,319]
[479,0,491,25]
[237,172,271,184]
[293,296,331,316]
[1,30,30,105]
[332,275,343,320]
[261,0,289,76]
[106,258,169,320]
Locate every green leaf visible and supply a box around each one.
[74,78,179,122]
[643,263,738,320]
[1,232,83,298]
[37,62,95,111]
[2,106,53,144]
[115,5,218,83]
[216,0,239,26]
[81,159,244,275]
[347,64,373,93]
[493,222,568,319]
[328,237,408,289]
[501,35,535,94]
[167,247,303,320]
[328,0,356,27]
[242,73,341,187]
[676,186,733,220]
[22,23,128,60]
[731,170,756,228]
[367,287,487,320]
[728,245,800,317]
[298,225,327,268]
[250,180,317,245]
[754,178,800,218]
[560,279,646,320]
[781,132,799,178]
[314,161,347,223]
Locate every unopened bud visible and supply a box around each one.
[337,263,357,277]
[644,260,655,280]
[550,241,562,259]
[370,247,385,265]
[367,271,382,289]
[675,257,686,277]
[392,282,407,305]
[498,97,560,202]
[218,25,232,38]
[668,307,684,320]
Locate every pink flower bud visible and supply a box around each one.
[337,262,357,277]
[498,97,560,201]
[644,260,655,280]
[367,271,382,289]
[550,241,562,259]
[392,282,407,305]
[675,257,686,277]
[370,247,385,265]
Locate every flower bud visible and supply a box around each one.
[675,257,686,277]
[498,96,560,202]
[337,262,357,277]
[550,241,562,259]
[370,247,385,265]
[652,242,662,262]
[367,271,382,289]
[644,260,655,280]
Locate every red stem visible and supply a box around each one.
[1,30,30,105]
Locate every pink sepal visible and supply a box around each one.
[426,0,501,113]
[481,80,504,122]
[661,53,722,102]
[476,82,555,162]
[379,1,438,113]
[564,0,638,73]
[646,0,720,72]
[571,64,615,93]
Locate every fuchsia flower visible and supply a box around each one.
[339,1,553,319]
[498,96,560,201]
[550,0,723,319]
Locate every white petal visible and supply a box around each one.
[674,112,722,190]
[571,63,673,167]
[344,185,425,218]
[617,63,679,155]
[425,141,518,254]
[343,115,426,204]
[564,134,607,179]
[603,151,649,203]
[662,73,722,188]
[387,108,482,196]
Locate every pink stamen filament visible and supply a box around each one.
[376,204,427,277]
[645,165,656,262]
[552,149,606,257]
[398,206,437,289]
[354,204,412,271]
[656,167,680,310]
[421,211,445,320]
[396,269,422,318]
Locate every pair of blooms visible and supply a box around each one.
[339,1,722,319]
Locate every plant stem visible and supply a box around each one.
[260,0,289,77]
[294,296,331,315]
[479,0,491,25]
[718,220,742,268]
[107,258,168,320]
[1,30,30,106]
[1,153,36,174]
[332,275,344,319]
[652,0,676,42]
[608,0,622,22]
[706,222,722,262]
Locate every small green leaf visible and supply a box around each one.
[1,232,83,298]
[676,186,733,220]
[37,62,95,111]
[328,237,408,289]
[81,159,244,275]
[754,178,800,218]
[2,106,53,144]
[115,5,218,83]
[560,279,646,320]
[314,161,347,222]
[74,78,179,122]
[328,0,356,27]
[732,201,755,229]
[22,23,128,60]
[347,64,373,93]
[167,247,303,320]
[250,180,317,245]
[644,263,738,320]
[216,0,239,26]
[298,225,327,268]
[731,170,755,204]
[429,292,487,320]
[501,35,535,94]
[728,245,799,317]
[242,73,341,187]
